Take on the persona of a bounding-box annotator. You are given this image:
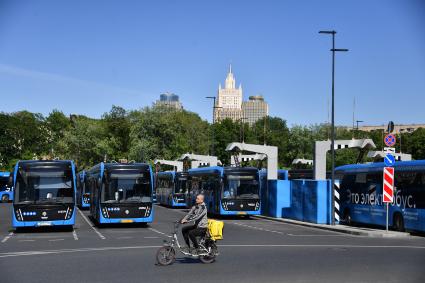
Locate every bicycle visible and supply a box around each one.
[156,221,219,265]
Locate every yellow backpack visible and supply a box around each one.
[208,219,224,241]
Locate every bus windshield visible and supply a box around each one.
[175,177,188,194]
[223,173,259,199]
[15,164,74,204]
[102,171,151,203]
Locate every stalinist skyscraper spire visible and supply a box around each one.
[214,64,243,123]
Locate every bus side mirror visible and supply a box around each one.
[8,174,13,188]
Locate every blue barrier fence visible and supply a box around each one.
[264,179,332,224]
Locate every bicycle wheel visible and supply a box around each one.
[156,246,176,266]
[199,254,215,264]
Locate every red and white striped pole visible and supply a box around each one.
[383,167,395,231]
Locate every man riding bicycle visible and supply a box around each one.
[181,194,208,254]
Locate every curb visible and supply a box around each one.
[252,215,411,238]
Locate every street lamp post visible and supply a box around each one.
[240,117,248,143]
[319,30,348,226]
[356,120,364,130]
[206,96,221,156]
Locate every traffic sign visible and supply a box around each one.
[384,134,396,147]
[383,167,394,203]
[384,154,395,167]
[384,147,396,154]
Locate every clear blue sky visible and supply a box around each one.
[0,0,424,126]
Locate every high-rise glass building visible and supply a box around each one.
[242,95,269,125]
[154,92,183,110]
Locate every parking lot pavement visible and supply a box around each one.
[1,203,425,283]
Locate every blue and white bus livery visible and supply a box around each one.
[11,160,77,228]
[0,171,13,202]
[188,166,261,216]
[336,160,425,233]
[87,162,154,225]
[77,170,90,208]
[156,171,188,207]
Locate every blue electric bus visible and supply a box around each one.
[0,171,13,202]
[87,162,154,224]
[11,160,77,228]
[156,171,188,207]
[187,166,261,216]
[77,170,90,208]
[336,160,425,233]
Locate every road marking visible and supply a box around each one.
[1,244,425,258]
[1,232,13,243]
[77,208,106,240]
[18,240,35,242]
[252,216,353,235]
[116,236,133,239]
[72,230,78,241]
[148,227,171,237]
[287,233,348,237]
[0,245,162,258]
[48,239,65,242]
[232,222,284,235]
[233,220,355,237]
[154,205,186,215]
[144,236,159,239]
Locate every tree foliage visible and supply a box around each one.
[1,106,424,171]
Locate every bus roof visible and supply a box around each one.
[188,166,223,175]
[157,171,176,178]
[335,160,425,173]
[16,160,75,167]
[188,166,259,176]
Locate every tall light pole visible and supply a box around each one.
[206,96,221,155]
[240,117,248,143]
[356,120,364,130]
[319,30,348,225]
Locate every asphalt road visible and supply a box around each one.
[1,203,425,283]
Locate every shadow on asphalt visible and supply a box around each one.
[87,215,150,229]
[155,257,202,266]
[14,226,74,233]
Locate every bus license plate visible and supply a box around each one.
[237,212,247,215]
[37,222,52,226]
[121,220,134,223]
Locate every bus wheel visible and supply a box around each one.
[393,213,405,232]
[343,209,351,225]
[1,195,9,203]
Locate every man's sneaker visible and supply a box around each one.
[181,246,191,253]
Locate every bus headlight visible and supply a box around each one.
[102,207,109,218]
[15,209,23,221]
[144,206,151,217]
[221,202,229,211]
[65,207,73,220]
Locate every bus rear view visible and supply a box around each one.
[12,160,77,228]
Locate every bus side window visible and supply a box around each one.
[366,173,381,195]
[340,174,355,203]
[396,171,425,209]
